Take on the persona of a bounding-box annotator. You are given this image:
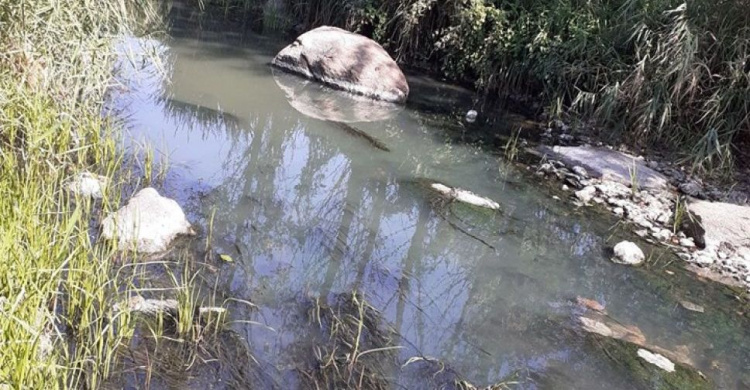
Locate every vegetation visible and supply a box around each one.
[194,0,750,173]
[0,0,207,388]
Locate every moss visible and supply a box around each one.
[587,334,711,390]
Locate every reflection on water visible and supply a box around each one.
[109,10,748,389]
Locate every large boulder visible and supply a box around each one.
[101,188,194,253]
[540,146,669,190]
[271,26,409,103]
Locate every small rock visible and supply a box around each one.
[652,229,672,241]
[633,217,654,229]
[552,195,561,200]
[612,241,645,265]
[465,110,478,123]
[647,160,660,170]
[693,252,715,266]
[571,166,588,178]
[66,171,108,199]
[101,187,195,253]
[635,229,649,237]
[562,184,570,191]
[637,349,675,372]
[575,186,597,204]
[679,300,705,313]
[679,238,695,248]
[613,207,624,217]
[539,163,555,174]
[679,180,703,197]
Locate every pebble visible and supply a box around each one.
[679,300,705,313]
[652,229,672,241]
[575,186,597,203]
[679,238,695,248]
[571,166,588,178]
[693,253,715,266]
[613,207,624,217]
[634,217,654,229]
[562,184,569,191]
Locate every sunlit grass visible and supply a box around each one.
[0,0,206,388]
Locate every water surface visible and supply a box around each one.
[109,11,749,389]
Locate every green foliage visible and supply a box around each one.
[210,0,749,170]
[0,0,203,388]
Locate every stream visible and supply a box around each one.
[107,5,749,389]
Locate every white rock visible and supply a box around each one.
[571,166,588,178]
[652,229,672,242]
[613,207,624,217]
[465,110,478,123]
[575,186,597,204]
[101,188,194,253]
[679,238,695,248]
[562,184,570,191]
[637,349,675,372]
[430,183,500,210]
[633,217,654,229]
[612,241,645,265]
[66,171,108,199]
[692,252,715,266]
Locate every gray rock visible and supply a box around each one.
[539,146,669,190]
[575,186,597,203]
[66,171,108,199]
[679,180,703,197]
[272,26,409,103]
[612,241,645,265]
[595,181,632,199]
[101,188,195,253]
[539,163,555,174]
[571,165,588,178]
[683,200,750,250]
[679,300,705,313]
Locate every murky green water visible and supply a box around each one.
[109,6,749,389]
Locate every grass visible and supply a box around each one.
[0,0,210,388]
[300,291,401,389]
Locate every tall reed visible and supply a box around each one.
[0,0,182,388]
[192,0,750,172]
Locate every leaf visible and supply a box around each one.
[219,254,233,263]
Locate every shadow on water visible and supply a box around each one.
[107,4,750,389]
